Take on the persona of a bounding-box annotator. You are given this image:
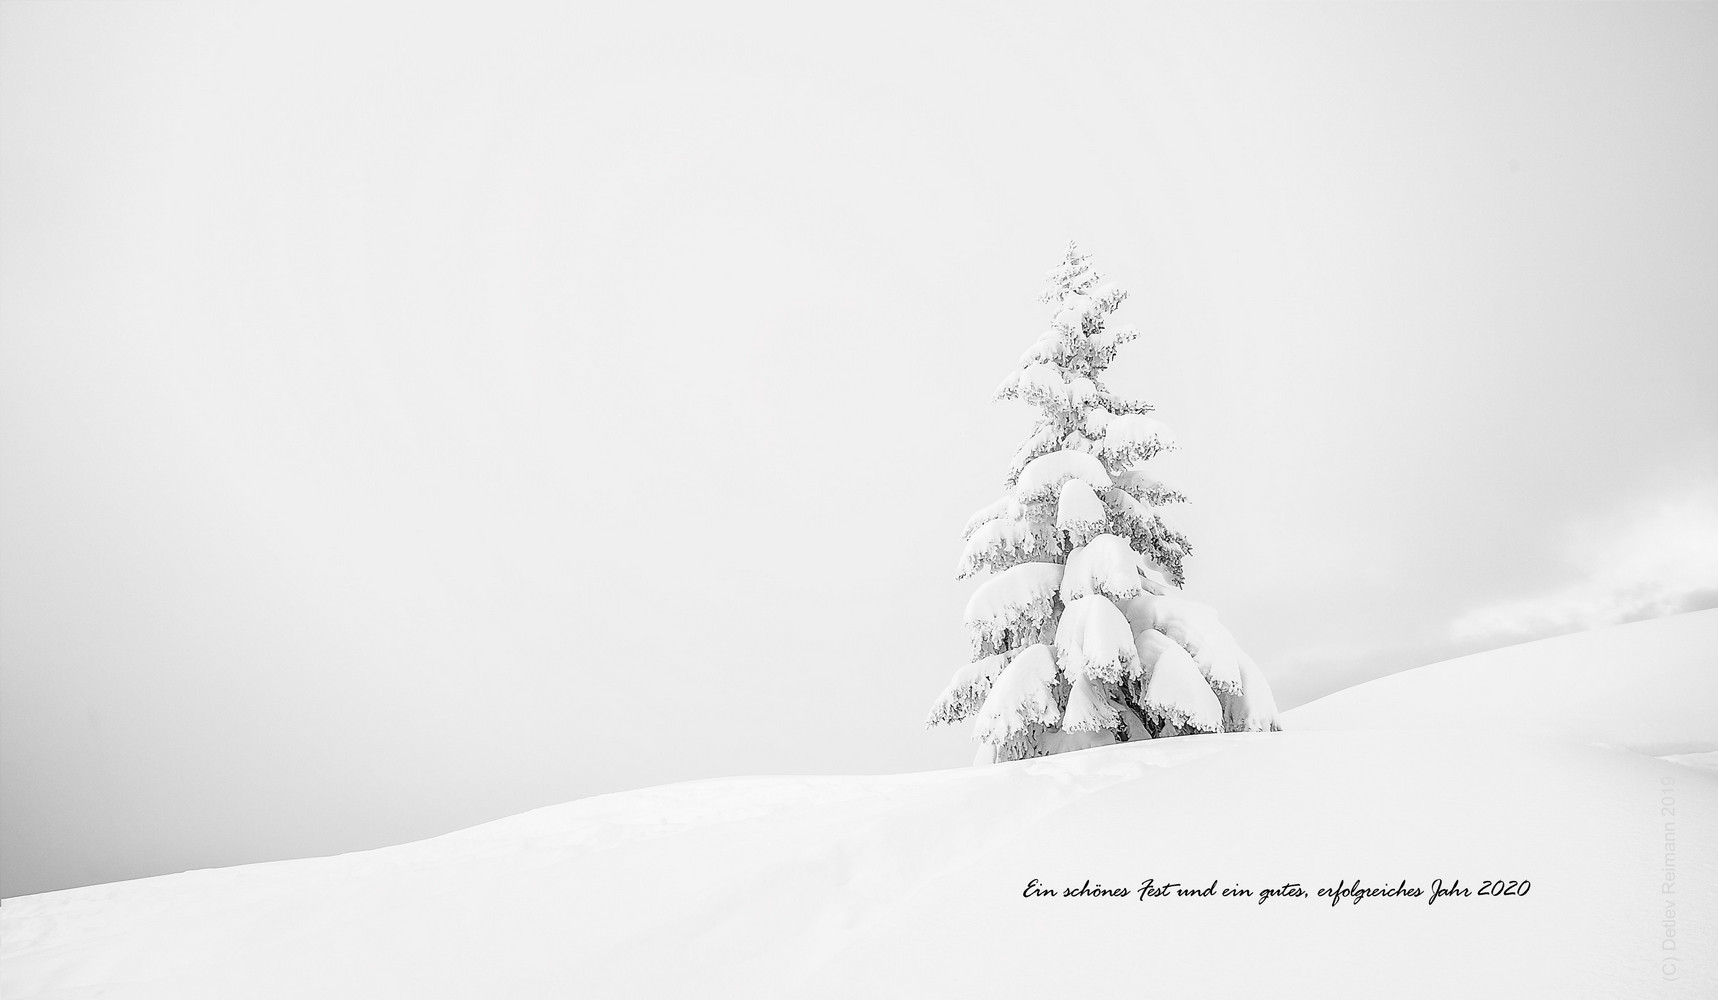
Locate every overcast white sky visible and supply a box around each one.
[3,1,1715,897]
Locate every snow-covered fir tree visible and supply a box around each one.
[928,244,1281,763]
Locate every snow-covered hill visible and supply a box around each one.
[4,613,1715,999]
[1285,609,1718,755]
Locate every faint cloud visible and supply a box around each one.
[1274,483,1718,710]
[1452,485,1718,644]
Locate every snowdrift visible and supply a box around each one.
[1285,609,1718,756]
[5,614,1716,999]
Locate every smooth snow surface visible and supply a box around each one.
[973,644,1060,741]
[1054,478,1107,539]
[1285,609,1718,755]
[1061,675,1121,732]
[1228,652,1282,732]
[1130,591,1247,693]
[960,561,1062,642]
[6,612,1716,998]
[1013,449,1111,500]
[1138,627,1225,732]
[1054,594,1140,683]
[1059,534,1146,604]
[4,734,1711,999]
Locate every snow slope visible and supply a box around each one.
[1285,609,1718,755]
[4,614,1716,999]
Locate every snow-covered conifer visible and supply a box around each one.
[927,243,1282,761]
